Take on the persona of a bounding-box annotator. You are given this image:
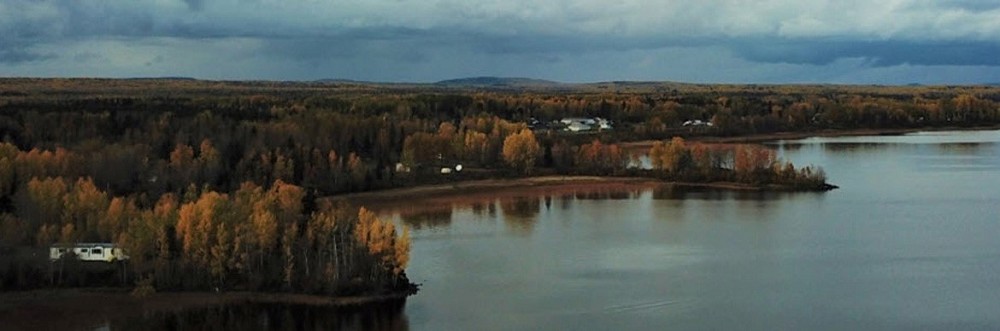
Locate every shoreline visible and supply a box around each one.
[328,176,833,213]
[330,176,662,208]
[328,125,975,208]
[620,125,1000,150]
[0,288,410,331]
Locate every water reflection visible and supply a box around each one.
[819,142,889,153]
[399,129,1000,331]
[466,201,500,218]
[935,142,996,155]
[558,194,574,210]
[775,142,804,152]
[470,202,487,217]
[106,300,408,331]
[500,197,540,219]
[652,185,790,201]
[500,197,541,234]
[574,190,637,200]
[400,208,454,230]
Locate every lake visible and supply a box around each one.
[115,130,1000,330]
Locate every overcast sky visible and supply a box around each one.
[2,0,999,84]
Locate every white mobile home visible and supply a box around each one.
[565,122,592,132]
[50,243,129,262]
[560,118,597,126]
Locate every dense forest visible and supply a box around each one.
[1,78,998,294]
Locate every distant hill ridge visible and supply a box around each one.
[123,77,197,81]
[314,78,376,84]
[434,76,563,87]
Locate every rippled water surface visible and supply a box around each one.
[128,130,1000,330]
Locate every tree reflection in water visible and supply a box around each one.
[106,299,408,331]
[652,185,788,201]
[574,190,635,200]
[500,197,540,235]
[470,202,487,216]
[399,207,454,230]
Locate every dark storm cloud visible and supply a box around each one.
[919,0,1000,11]
[257,35,432,64]
[251,29,1000,70]
[0,49,56,64]
[1,0,999,83]
[181,0,206,11]
[733,39,1000,67]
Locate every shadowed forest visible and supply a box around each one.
[1,78,998,295]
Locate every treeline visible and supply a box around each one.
[648,138,829,189]
[0,106,541,200]
[0,81,997,198]
[524,135,828,190]
[2,175,411,295]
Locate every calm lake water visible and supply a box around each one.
[117,130,1000,330]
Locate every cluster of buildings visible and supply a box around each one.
[560,117,613,132]
[682,119,713,127]
[532,117,711,132]
[541,117,614,132]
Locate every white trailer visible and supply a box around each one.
[50,243,129,262]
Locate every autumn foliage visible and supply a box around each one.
[648,137,827,188]
[502,129,541,174]
[3,176,411,294]
[2,78,995,291]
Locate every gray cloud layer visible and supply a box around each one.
[2,0,999,83]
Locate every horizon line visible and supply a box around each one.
[1,75,997,87]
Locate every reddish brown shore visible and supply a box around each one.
[0,288,408,331]
[327,176,829,215]
[329,176,666,212]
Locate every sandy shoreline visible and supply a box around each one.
[0,288,409,331]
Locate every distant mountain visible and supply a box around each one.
[124,77,197,81]
[314,78,377,84]
[434,77,563,87]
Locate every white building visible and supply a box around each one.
[682,120,713,127]
[560,118,596,126]
[50,243,129,262]
[566,122,592,132]
[560,117,611,132]
[596,118,613,130]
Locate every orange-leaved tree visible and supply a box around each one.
[502,129,540,175]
